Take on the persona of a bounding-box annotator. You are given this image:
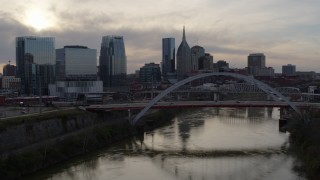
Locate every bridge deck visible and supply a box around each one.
[85,101,320,111]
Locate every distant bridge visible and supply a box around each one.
[132,72,303,125]
[87,73,320,125]
[86,101,320,111]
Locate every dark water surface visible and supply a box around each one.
[28,107,305,180]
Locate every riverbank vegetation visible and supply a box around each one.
[0,118,133,179]
[289,110,320,180]
[0,108,86,131]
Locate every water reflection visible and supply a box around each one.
[267,107,273,118]
[28,107,304,180]
[247,107,265,118]
[153,154,296,180]
[177,110,206,151]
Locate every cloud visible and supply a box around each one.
[0,0,319,74]
[0,13,34,66]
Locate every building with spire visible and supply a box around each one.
[176,27,191,80]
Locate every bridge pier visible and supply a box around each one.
[267,94,272,101]
[279,107,290,132]
[214,93,219,101]
[128,109,131,123]
[279,118,288,132]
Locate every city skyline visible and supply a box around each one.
[0,0,319,73]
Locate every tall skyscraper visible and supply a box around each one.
[162,38,175,80]
[247,53,266,75]
[99,36,127,88]
[176,27,191,80]
[16,36,55,95]
[191,45,205,71]
[56,45,97,81]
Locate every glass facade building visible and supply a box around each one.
[56,46,97,81]
[52,46,101,101]
[247,53,266,75]
[162,38,175,80]
[16,37,55,95]
[99,36,127,88]
[139,63,161,89]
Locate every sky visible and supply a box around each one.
[0,0,319,74]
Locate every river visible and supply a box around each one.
[27,107,304,180]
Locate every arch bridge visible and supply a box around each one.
[132,72,301,125]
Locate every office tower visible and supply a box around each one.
[51,45,102,101]
[139,62,161,89]
[247,53,266,75]
[258,67,275,76]
[56,45,97,81]
[99,36,127,88]
[16,36,55,95]
[1,76,21,90]
[176,27,191,80]
[248,53,265,67]
[191,45,205,71]
[282,64,296,76]
[3,63,16,76]
[162,38,175,81]
[199,53,214,71]
[214,60,229,72]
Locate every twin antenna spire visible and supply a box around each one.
[182,26,186,41]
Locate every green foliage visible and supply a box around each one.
[0,150,44,179]
[290,117,320,180]
[0,120,133,179]
[95,126,112,143]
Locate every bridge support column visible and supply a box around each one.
[279,107,289,132]
[279,107,290,119]
[280,107,284,119]
[128,109,131,124]
[214,93,219,101]
[267,94,272,101]
[279,118,287,132]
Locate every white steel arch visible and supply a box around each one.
[132,72,301,125]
